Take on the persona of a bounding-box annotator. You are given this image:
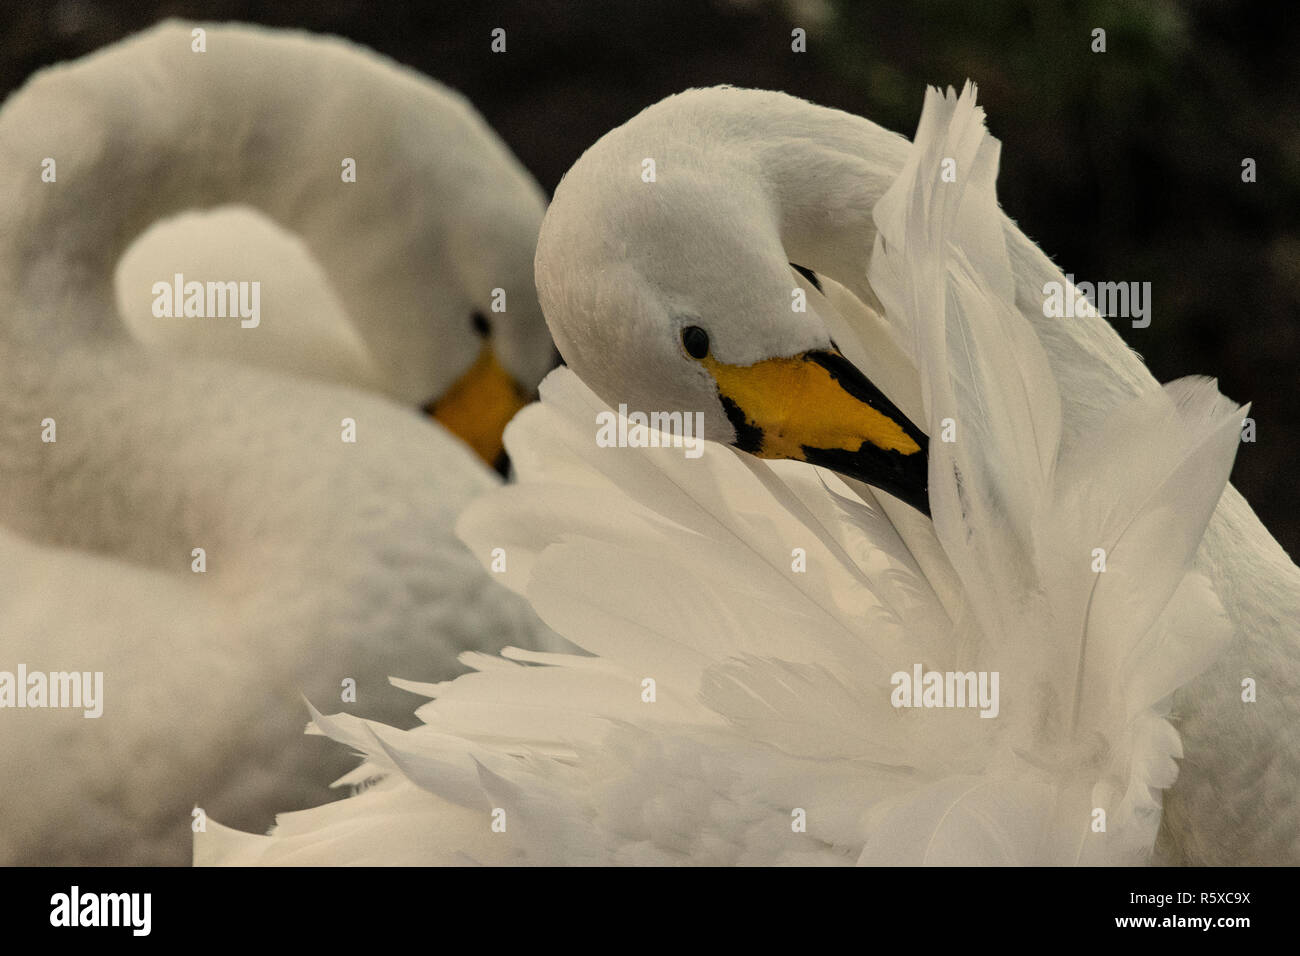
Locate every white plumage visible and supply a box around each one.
[0,21,555,864]
[115,206,386,392]
[200,85,1297,864]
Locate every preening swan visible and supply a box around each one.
[201,84,1298,865]
[533,82,1300,864]
[0,21,555,864]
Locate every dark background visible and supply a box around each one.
[3,0,1296,556]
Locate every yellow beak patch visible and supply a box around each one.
[428,343,530,468]
[702,352,922,459]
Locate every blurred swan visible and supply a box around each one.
[200,85,1297,865]
[0,20,556,864]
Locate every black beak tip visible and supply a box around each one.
[904,482,931,518]
[797,349,932,519]
[493,449,512,478]
[800,441,931,519]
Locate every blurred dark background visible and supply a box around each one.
[3,0,1296,556]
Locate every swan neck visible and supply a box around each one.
[0,20,544,373]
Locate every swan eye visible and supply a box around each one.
[681,325,710,359]
[471,312,491,338]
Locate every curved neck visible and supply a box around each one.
[752,102,912,309]
[646,90,911,308]
[0,20,544,394]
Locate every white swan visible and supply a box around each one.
[199,85,1298,865]
[530,82,1300,864]
[0,21,556,864]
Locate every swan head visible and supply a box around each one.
[534,111,930,515]
[427,179,557,471]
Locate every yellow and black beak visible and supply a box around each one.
[425,342,531,474]
[704,348,930,516]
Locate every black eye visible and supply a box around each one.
[681,325,710,359]
[471,312,491,338]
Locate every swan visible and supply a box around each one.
[199,84,1298,865]
[0,21,557,864]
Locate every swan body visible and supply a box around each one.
[0,21,555,864]
[200,85,1298,865]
